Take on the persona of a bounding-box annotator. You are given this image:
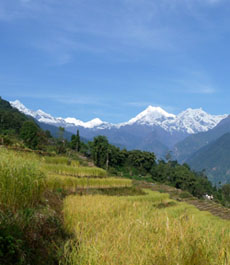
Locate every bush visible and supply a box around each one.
[179,191,193,199]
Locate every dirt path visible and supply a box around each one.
[136,181,230,220]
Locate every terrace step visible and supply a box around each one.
[138,182,230,221]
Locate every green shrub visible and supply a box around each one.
[179,191,193,199]
[0,224,24,265]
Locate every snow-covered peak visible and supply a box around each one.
[163,108,228,134]
[126,105,176,126]
[10,100,228,134]
[85,118,104,128]
[64,117,85,127]
[10,100,35,117]
[10,100,107,129]
[64,117,105,128]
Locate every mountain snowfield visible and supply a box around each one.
[10,100,227,134]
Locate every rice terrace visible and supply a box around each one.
[2,142,230,264]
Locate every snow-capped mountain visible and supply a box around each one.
[10,100,109,129]
[10,100,227,134]
[118,105,227,134]
[10,99,228,158]
[120,106,176,127]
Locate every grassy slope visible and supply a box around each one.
[2,147,230,265]
[62,190,230,265]
[0,147,132,264]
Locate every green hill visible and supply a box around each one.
[0,96,76,142]
[0,96,30,134]
[173,115,230,162]
[186,133,230,185]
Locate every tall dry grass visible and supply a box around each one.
[62,190,230,265]
[47,174,132,191]
[0,148,46,212]
[42,156,80,167]
[43,164,107,178]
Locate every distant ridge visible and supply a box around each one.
[173,115,230,162]
[186,133,230,185]
[10,100,228,157]
[10,100,227,134]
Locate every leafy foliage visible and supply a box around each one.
[20,121,40,149]
[70,130,81,152]
[0,97,28,135]
[90,136,109,168]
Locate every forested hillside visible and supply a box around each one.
[187,133,230,185]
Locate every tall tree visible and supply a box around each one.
[76,129,80,152]
[58,127,65,141]
[91,136,109,168]
[20,121,39,149]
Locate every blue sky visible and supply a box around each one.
[1,0,230,122]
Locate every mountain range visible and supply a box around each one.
[9,99,230,184]
[10,100,228,157]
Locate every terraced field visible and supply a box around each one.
[2,146,230,264]
[62,189,230,265]
[137,181,230,220]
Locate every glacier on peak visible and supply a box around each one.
[125,105,176,126]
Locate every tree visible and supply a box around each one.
[20,121,39,149]
[58,127,65,140]
[45,130,52,138]
[221,184,230,202]
[70,134,77,150]
[56,127,66,153]
[91,136,109,168]
[128,150,156,175]
[70,130,81,152]
[165,151,172,162]
[76,130,80,152]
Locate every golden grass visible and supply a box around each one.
[41,156,80,167]
[43,163,107,178]
[0,148,46,212]
[62,190,230,265]
[0,147,131,196]
[47,174,132,191]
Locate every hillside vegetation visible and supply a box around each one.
[173,116,230,163]
[62,190,230,265]
[2,96,230,264]
[0,147,131,264]
[187,133,230,185]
